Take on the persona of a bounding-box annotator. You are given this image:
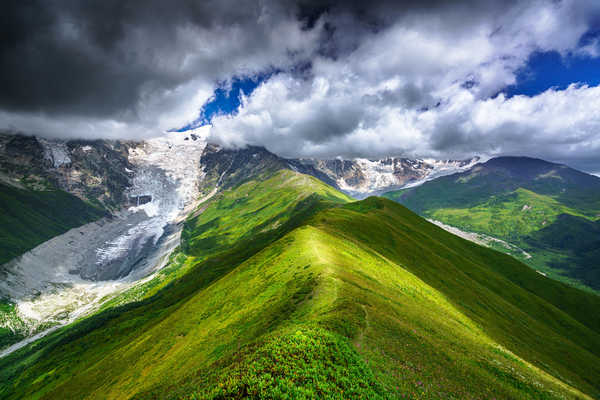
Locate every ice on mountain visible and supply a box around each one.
[0,128,209,355]
[38,139,72,168]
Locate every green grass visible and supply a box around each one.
[0,183,106,349]
[0,300,25,350]
[0,170,598,399]
[427,188,590,241]
[140,326,385,400]
[0,183,106,264]
[384,166,600,291]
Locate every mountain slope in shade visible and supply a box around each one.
[0,184,106,266]
[1,168,599,399]
[384,156,600,291]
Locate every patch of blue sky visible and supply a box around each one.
[505,32,600,97]
[175,72,274,132]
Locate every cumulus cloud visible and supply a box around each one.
[2,0,600,172]
[208,0,600,172]
[0,0,321,139]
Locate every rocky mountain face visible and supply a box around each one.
[198,144,339,194]
[199,144,480,198]
[297,156,481,197]
[0,133,137,210]
[0,131,208,352]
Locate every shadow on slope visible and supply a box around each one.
[0,170,598,399]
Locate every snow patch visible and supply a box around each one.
[0,128,209,356]
[38,138,71,168]
[335,156,483,195]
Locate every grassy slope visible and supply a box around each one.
[0,183,106,349]
[384,163,600,292]
[0,170,599,399]
[0,183,106,265]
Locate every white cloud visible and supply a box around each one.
[208,0,600,172]
[3,0,600,172]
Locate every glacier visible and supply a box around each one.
[0,129,209,357]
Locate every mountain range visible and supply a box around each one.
[0,133,599,399]
[384,156,600,292]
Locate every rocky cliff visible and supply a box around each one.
[0,133,136,209]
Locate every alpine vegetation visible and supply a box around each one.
[1,1,600,399]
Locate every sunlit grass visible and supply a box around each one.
[0,170,598,399]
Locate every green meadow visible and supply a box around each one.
[1,169,599,399]
[0,183,106,265]
[385,158,600,292]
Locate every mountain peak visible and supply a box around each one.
[480,155,600,186]
[484,156,560,169]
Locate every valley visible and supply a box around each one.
[0,136,599,399]
[384,156,600,293]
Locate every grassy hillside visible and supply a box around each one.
[0,183,106,350]
[0,169,599,399]
[384,157,600,292]
[0,183,107,350]
[0,183,106,265]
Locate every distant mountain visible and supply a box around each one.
[2,164,600,399]
[384,156,600,291]
[295,156,480,198]
[0,133,136,210]
[199,143,480,198]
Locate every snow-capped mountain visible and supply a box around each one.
[296,156,481,198]
[0,133,479,355]
[0,129,208,355]
[198,143,481,198]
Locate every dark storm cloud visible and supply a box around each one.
[0,0,271,117]
[2,0,600,172]
[0,0,521,118]
[0,0,328,139]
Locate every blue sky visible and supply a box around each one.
[177,75,268,131]
[189,47,600,128]
[505,50,600,97]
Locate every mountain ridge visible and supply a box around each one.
[1,134,599,398]
[384,155,600,292]
[1,167,599,399]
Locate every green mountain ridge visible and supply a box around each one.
[384,156,600,292]
[1,168,599,399]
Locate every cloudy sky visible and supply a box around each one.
[2,0,600,173]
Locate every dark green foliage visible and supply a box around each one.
[0,183,105,264]
[526,214,600,288]
[384,156,600,290]
[143,327,384,400]
[0,301,24,349]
